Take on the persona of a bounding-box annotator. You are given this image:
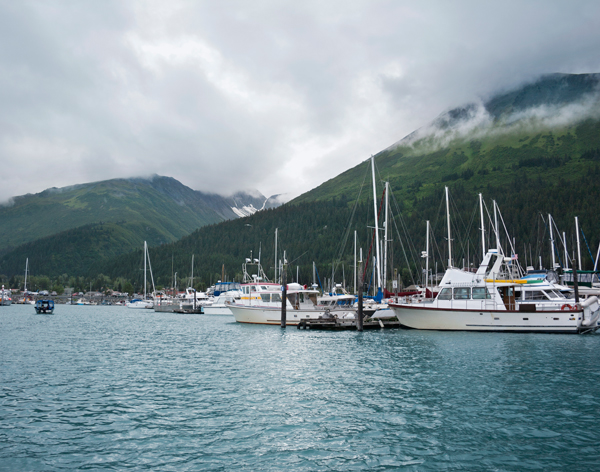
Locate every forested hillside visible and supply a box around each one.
[0,175,275,256]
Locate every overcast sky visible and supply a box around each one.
[1,0,599,203]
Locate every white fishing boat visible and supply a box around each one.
[152,291,178,312]
[231,282,354,325]
[389,249,600,333]
[177,287,212,311]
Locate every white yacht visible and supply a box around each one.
[230,282,354,325]
[126,298,153,309]
[389,250,600,333]
[203,290,242,316]
[177,287,212,311]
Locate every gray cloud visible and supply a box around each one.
[395,92,600,154]
[1,0,600,202]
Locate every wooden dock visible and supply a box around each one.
[173,307,204,314]
[297,317,401,330]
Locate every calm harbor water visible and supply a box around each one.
[1,304,599,471]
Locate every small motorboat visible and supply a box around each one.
[35,299,55,314]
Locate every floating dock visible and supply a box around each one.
[173,307,204,314]
[297,317,401,330]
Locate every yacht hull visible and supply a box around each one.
[389,304,591,333]
[203,306,233,316]
[126,301,153,309]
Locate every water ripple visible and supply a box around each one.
[1,305,599,470]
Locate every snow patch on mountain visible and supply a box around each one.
[231,205,258,217]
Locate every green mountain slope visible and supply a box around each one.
[294,73,600,208]
[0,175,272,256]
[0,223,151,278]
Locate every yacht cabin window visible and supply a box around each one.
[272,293,282,303]
[454,288,471,300]
[524,290,547,300]
[472,287,492,299]
[260,294,271,303]
[484,255,499,278]
[438,288,452,300]
[547,290,566,299]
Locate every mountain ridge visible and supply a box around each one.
[0,175,281,256]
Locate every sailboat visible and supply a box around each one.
[127,241,154,309]
[20,258,35,304]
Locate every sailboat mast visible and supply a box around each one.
[563,231,569,270]
[274,228,278,283]
[493,200,501,255]
[575,216,582,270]
[445,186,452,268]
[425,220,430,293]
[479,193,485,259]
[24,258,28,292]
[331,263,334,290]
[383,181,389,291]
[549,214,556,269]
[144,241,147,299]
[354,230,357,295]
[371,155,382,288]
[147,246,156,295]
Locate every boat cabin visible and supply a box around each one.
[239,282,318,309]
[35,299,54,314]
[213,282,242,297]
